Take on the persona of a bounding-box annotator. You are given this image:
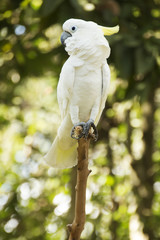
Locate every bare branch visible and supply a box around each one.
[67,129,92,240]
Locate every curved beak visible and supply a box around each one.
[99,25,119,36]
[61,31,72,46]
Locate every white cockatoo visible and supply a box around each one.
[45,19,119,168]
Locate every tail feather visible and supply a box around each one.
[44,115,77,168]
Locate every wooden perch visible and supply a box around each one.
[67,127,92,240]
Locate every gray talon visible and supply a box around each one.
[71,122,86,140]
[71,119,98,141]
[85,119,98,141]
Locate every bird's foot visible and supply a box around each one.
[84,119,98,141]
[71,122,86,140]
[71,119,98,141]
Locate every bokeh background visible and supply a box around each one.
[0,0,160,239]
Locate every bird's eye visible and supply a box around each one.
[71,26,77,32]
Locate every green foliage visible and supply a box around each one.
[0,0,160,239]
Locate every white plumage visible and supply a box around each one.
[45,19,118,168]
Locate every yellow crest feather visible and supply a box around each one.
[99,25,119,36]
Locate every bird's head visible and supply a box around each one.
[61,18,119,60]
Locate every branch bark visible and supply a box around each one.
[67,135,91,240]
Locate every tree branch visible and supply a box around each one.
[67,131,92,240]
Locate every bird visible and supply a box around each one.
[44,18,119,168]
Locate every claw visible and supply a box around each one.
[85,119,98,141]
[71,122,86,140]
[71,119,98,141]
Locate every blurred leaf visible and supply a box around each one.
[40,0,65,17]
[113,43,133,79]
[135,47,155,75]
[106,175,115,186]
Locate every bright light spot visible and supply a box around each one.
[24,135,33,145]
[130,119,142,128]
[12,96,22,105]
[132,140,144,160]
[19,164,31,178]
[115,184,129,196]
[97,175,106,185]
[46,223,57,233]
[129,215,149,240]
[2,43,12,52]
[86,202,93,214]
[102,209,110,215]
[45,24,61,39]
[15,25,26,35]
[11,72,20,83]
[1,27,8,37]
[53,193,71,216]
[81,222,94,238]
[0,194,9,210]
[153,150,160,162]
[31,0,43,10]
[130,215,140,231]
[84,3,95,11]
[151,9,160,18]
[90,182,99,195]
[19,182,30,200]
[32,132,51,153]
[90,208,100,219]
[132,7,141,17]
[1,183,12,192]
[53,193,70,205]
[19,179,43,200]
[112,154,131,176]
[30,178,43,198]
[6,52,14,60]
[86,188,92,200]
[15,150,26,163]
[3,10,12,18]
[154,182,160,193]
[4,218,19,233]
[112,164,128,177]
[47,168,57,176]
[110,127,119,139]
[132,129,144,160]
[54,202,70,216]
[128,202,137,214]
[28,158,40,175]
[20,199,29,207]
